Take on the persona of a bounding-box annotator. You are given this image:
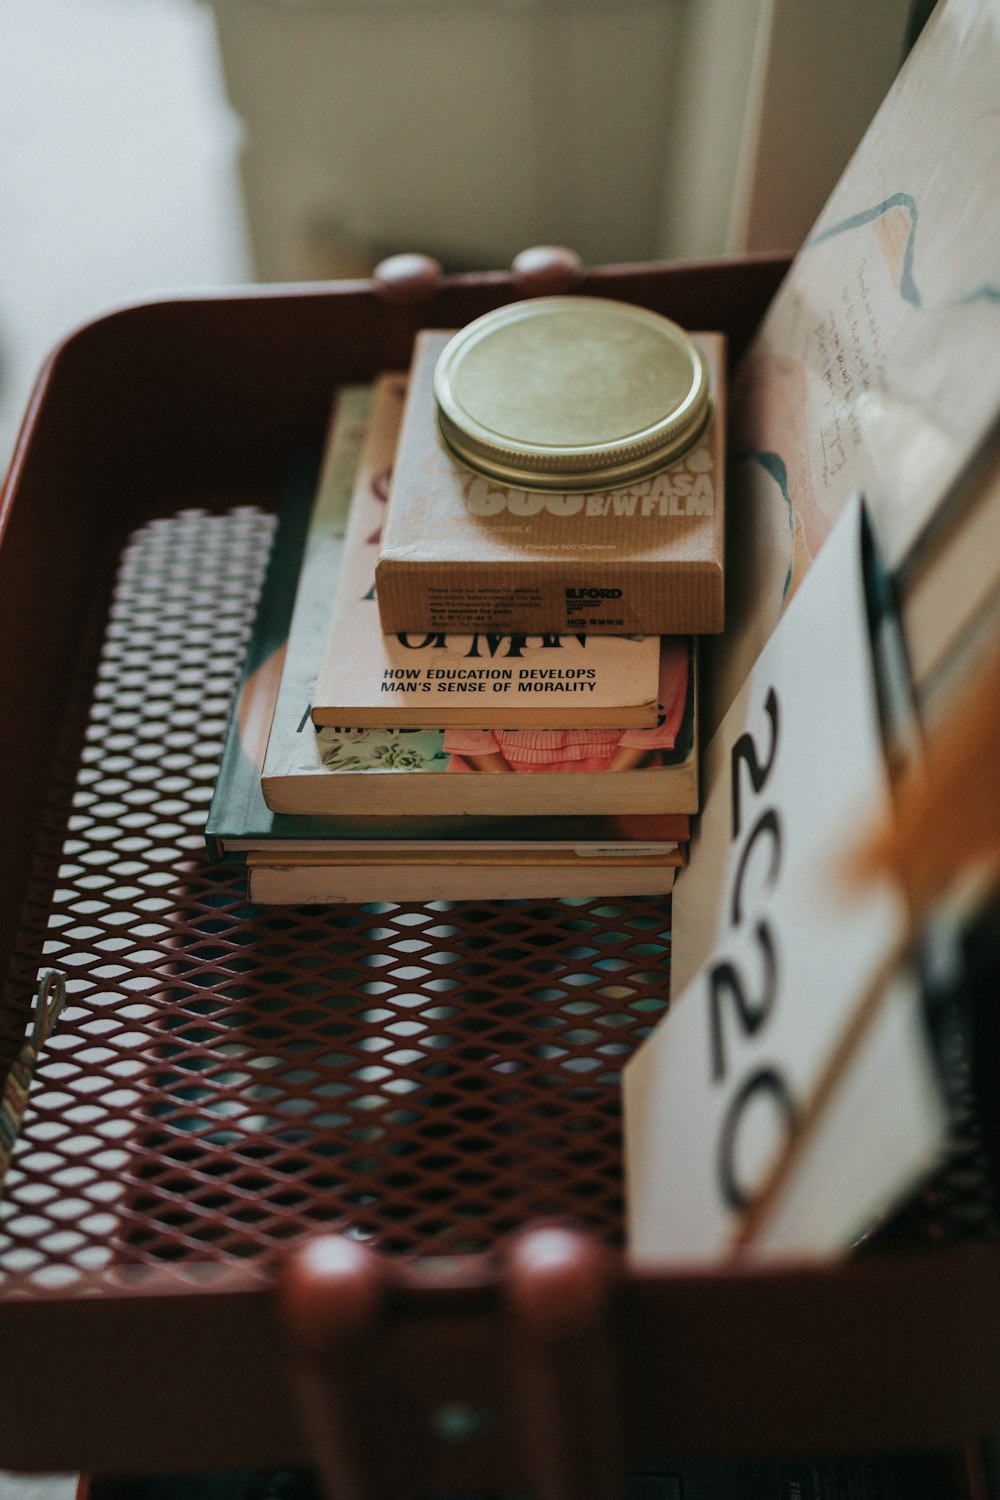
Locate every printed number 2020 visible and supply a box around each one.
[706,687,798,1212]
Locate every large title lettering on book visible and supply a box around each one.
[388,632,619,702]
[309,373,668,732]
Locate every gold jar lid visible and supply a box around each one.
[433,295,710,492]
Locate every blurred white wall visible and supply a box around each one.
[0,0,252,470]
[210,0,689,277]
[658,0,915,258]
[209,0,915,279]
[0,0,918,475]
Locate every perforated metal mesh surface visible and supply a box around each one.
[2,503,997,1294]
[0,506,671,1287]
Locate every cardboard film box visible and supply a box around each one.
[375,328,726,637]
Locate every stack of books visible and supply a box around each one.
[206,357,712,903]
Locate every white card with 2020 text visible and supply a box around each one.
[624,494,946,1262]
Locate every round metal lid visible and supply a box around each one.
[433,295,710,492]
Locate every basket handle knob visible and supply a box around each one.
[373,252,443,306]
[512,245,584,296]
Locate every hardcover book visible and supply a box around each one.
[312,370,663,728]
[374,329,727,637]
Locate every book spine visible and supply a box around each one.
[202,463,312,860]
[247,859,678,905]
[249,846,682,868]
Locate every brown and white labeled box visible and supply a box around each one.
[375,329,726,637]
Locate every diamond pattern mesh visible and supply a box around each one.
[0,506,671,1287]
[2,502,996,1295]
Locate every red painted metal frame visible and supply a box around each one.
[0,254,995,1497]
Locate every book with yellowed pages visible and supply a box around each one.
[311,370,664,729]
[898,417,1000,728]
[247,846,681,905]
[262,633,697,818]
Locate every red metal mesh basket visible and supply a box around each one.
[2,498,673,1283]
[0,257,997,1498]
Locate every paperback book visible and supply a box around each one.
[715,0,1000,728]
[262,634,697,819]
[209,623,690,858]
[247,848,681,905]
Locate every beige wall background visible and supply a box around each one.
[0,0,919,473]
[210,0,915,278]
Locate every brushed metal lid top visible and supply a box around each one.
[433,295,710,492]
